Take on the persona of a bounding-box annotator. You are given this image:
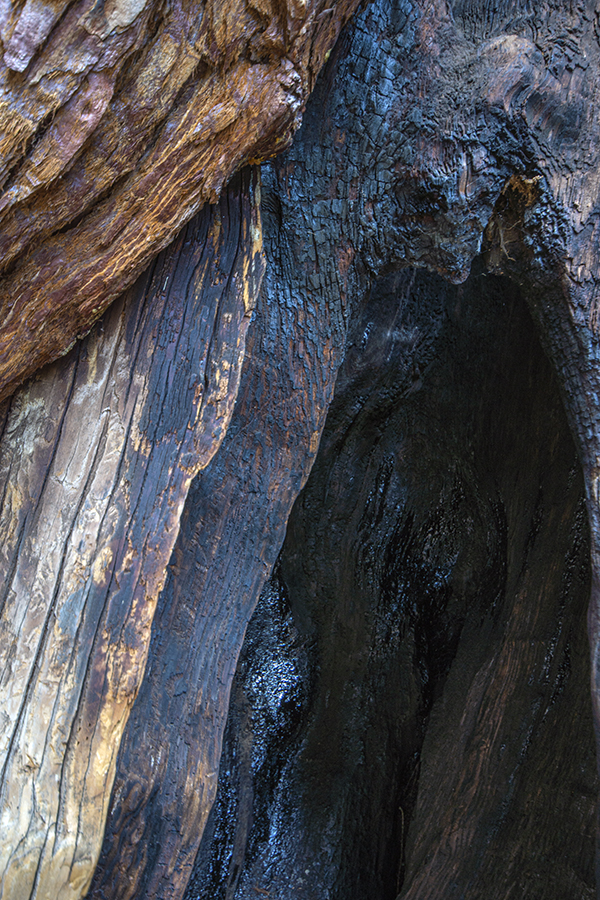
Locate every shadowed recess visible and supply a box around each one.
[186,264,596,900]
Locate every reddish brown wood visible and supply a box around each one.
[0,0,360,403]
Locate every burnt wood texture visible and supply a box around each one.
[93,0,600,895]
[189,267,595,900]
[2,0,600,899]
[87,153,352,900]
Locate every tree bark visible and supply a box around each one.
[2,0,600,899]
[0,168,263,900]
[0,0,359,402]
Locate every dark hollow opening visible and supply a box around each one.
[185,263,597,900]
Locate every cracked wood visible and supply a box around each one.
[0,168,263,900]
[0,0,360,402]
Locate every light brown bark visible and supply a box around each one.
[0,168,262,900]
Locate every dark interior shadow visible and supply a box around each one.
[185,263,597,900]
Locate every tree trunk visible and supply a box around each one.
[2,1,600,899]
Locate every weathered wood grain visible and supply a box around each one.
[87,142,353,900]
[0,168,263,900]
[85,1,600,896]
[0,0,359,403]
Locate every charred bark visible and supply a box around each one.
[2,0,600,899]
[189,266,596,900]
[92,0,600,893]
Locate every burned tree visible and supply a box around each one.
[1,1,600,899]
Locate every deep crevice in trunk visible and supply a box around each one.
[185,262,597,900]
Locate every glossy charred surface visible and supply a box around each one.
[187,266,596,900]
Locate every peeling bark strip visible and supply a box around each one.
[88,155,353,900]
[87,0,600,896]
[0,168,263,900]
[0,0,360,402]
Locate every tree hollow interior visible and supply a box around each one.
[187,265,597,900]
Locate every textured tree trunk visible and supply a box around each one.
[0,0,360,401]
[0,168,264,900]
[2,1,600,899]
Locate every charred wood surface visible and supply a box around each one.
[88,124,353,900]
[88,0,600,896]
[188,266,596,900]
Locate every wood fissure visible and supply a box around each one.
[189,266,595,900]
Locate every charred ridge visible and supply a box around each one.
[187,264,596,900]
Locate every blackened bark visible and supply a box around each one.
[92,0,600,893]
[103,0,600,896]
[3,0,600,899]
[187,266,596,900]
